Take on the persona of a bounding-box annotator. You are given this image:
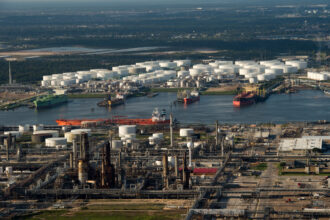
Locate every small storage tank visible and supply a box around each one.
[32,133,53,144]
[180,128,194,137]
[33,124,44,131]
[70,129,91,136]
[155,160,162,166]
[18,125,29,133]
[45,137,67,147]
[153,133,164,140]
[119,125,136,137]
[4,131,21,138]
[5,166,13,175]
[112,140,122,150]
[249,77,258,84]
[168,156,175,166]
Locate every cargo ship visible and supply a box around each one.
[233,92,256,107]
[97,94,125,107]
[34,94,68,109]
[56,108,171,126]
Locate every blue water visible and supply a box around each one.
[0,90,329,125]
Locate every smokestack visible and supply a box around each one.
[72,139,77,168]
[162,154,169,189]
[78,159,88,184]
[170,113,173,148]
[5,134,12,161]
[8,61,12,85]
[69,152,73,168]
[81,133,89,161]
[174,155,178,177]
[16,145,22,161]
[101,141,116,188]
[215,120,219,147]
[182,152,190,189]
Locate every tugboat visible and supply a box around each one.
[184,90,200,104]
[177,90,200,104]
[97,93,125,107]
[324,90,330,96]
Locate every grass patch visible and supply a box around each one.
[251,163,267,171]
[87,203,165,210]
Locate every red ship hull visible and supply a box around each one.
[56,118,170,126]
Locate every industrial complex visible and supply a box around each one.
[0,119,330,219]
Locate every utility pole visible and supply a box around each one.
[215,120,219,148]
[8,61,12,85]
[170,113,173,148]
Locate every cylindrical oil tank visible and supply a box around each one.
[32,133,53,144]
[4,131,21,138]
[18,125,29,133]
[119,125,136,137]
[5,166,13,175]
[45,137,67,147]
[64,132,80,143]
[149,137,155,145]
[168,156,175,166]
[153,133,164,140]
[112,140,122,150]
[249,77,258,84]
[70,129,91,136]
[180,128,194,137]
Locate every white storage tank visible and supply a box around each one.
[285,60,307,70]
[112,140,122,150]
[119,125,136,137]
[18,124,29,133]
[153,133,164,140]
[174,60,191,67]
[249,77,258,84]
[45,137,67,147]
[71,129,91,136]
[5,166,13,175]
[180,128,194,137]
[4,131,21,138]
[168,156,175,166]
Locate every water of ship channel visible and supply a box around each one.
[0,90,329,126]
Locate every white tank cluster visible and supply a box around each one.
[41,58,308,88]
[41,59,192,88]
[307,71,330,81]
